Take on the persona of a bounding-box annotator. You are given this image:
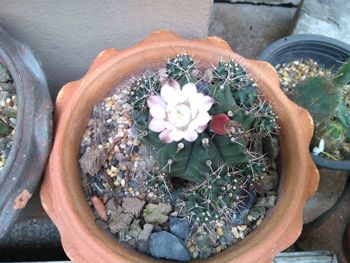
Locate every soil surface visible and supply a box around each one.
[0,61,17,175]
[79,74,280,261]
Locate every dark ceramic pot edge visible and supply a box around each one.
[259,34,350,61]
[259,34,350,171]
[0,26,53,239]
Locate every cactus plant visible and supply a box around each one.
[128,54,278,228]
[293,58,350,159]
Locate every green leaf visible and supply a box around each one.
[334,59,350,86]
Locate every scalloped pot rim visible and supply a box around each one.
[41,30,319,263]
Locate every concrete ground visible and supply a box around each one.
[1,1,349,262]
[208,2,298,58]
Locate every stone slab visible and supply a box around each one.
[297,177,350,263]
[208,3,297,58]
[303,169,349,224]
[293,0,350,44]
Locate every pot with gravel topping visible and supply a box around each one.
[41,30,318,263]
[259,34,350,171]
[0,26,52,238]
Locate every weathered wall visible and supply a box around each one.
[0,1,213,98]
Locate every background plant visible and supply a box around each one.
[292,59,350,160]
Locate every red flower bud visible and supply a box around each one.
[210,113,231,135]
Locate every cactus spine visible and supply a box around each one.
[128,54,278,228]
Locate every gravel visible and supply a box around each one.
[0,61,17,175]
[275,58,333,96]
[169,217,190,240]
[79,76,279,261]
[149,231,191,261]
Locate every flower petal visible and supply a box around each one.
[159,129,173,143]
[169,130,185,142]
[150,105,166,119]
[164,121,177,131]
[195,112,211,126]
[161,80,183,104]
[149,119,166,132]
[165,79,181,91]
[200,96,214,112]
[189,93,204,119]
[312,147,321,155]
[183,130,198,142]
[182,83,198,97]
[187,119,200,132]
[319,139,325,152]
[147,95,165,108]
[195,125,207,133]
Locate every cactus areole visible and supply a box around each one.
[128,54,279,227]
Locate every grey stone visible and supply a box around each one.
[143,203,172,224]
[149,231,191,262]
[127,239,137,249]
[293,0,350,44]
[138,223,154,241]
[196,232,213,259]
[169,217,190,240]
[136,239,149,254]
[222,225,236,246]
[106,197,122,219]
[109,213,133,234]
[209,3,297,58]
[128,219,142,239]
[303,170,348,224]
[249,205,266,220]
[122,197,145,218]
[266,195,277,208]
[136,223,154,254]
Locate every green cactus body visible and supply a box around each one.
[127,54,278,227]
[293,58,350,156]
[313,121,345,152]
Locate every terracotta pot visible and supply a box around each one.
[41,31,319,263]
[0,26,52,239]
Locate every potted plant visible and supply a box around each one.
[0,26,52,239]
[41,30,318,262]
[259,34,350,171]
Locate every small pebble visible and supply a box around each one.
[216,226,224,236]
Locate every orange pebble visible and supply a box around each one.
[91,196,108,221]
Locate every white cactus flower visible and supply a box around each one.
[147,79,214,143]
[312,138,325,155]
